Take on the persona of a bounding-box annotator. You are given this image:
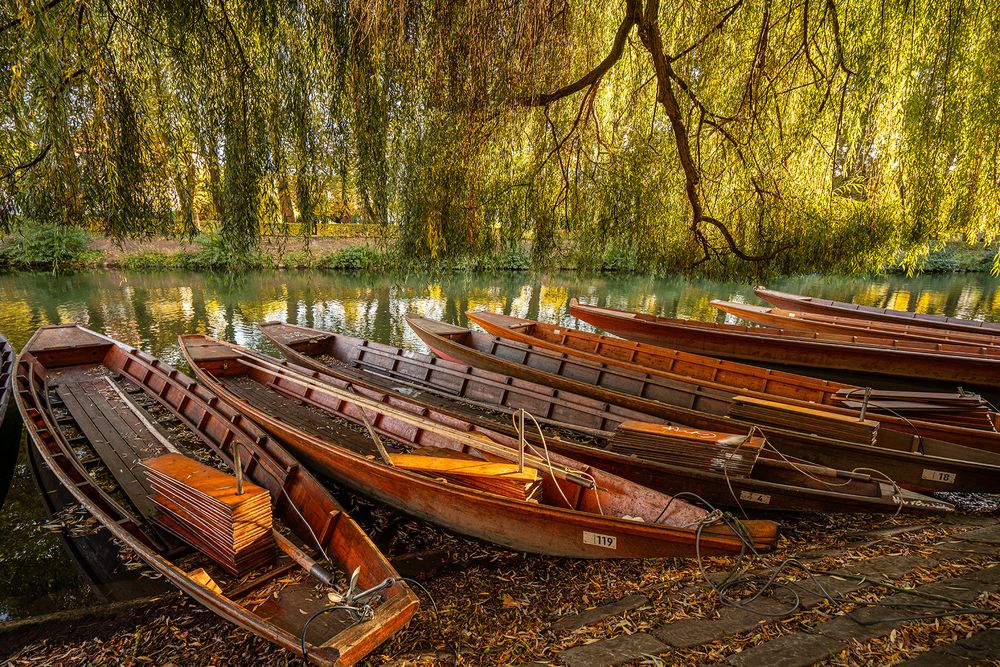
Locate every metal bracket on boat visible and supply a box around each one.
[858,387,872,422]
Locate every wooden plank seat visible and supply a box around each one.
[390,450,542,501]
[53,375,170,520]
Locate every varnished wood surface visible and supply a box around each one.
[714,300,1000,349]
[257,321,955,514]
[15,325,417,666]
[406,315,1000,494]
[756,287,1000,336]
[568,300,1000,389]
[467,310,1000,447]
[181,333,783,557]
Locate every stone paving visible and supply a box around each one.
[541,516,1000,666]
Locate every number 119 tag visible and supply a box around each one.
[583,531,618,549]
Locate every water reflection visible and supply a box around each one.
[1,268,1000,620]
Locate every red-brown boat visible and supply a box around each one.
[16,325,417,666]
[568,299,1000,389]
[405,315,1000,493]
[713,300,1000,350]
[756,287,1000,336]
[1,334,23,506]
[466,310,1000,442]
[255,322,953,515]
[180,334,780,557]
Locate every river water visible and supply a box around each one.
[2,268,999,621]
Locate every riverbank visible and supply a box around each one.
[4,507,999,666]
[0,224,996,275]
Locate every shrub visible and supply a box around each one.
[186,232,272,270]
[0,221,96,271]
[280,248,315,268]
[316,245,389,270]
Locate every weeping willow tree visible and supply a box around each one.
[1,0,998,273]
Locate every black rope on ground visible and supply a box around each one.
[397,576,459,666]
[299,576,457,666]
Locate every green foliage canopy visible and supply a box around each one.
[1,0,997,273]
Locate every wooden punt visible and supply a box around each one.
[255,321,954,514]
[15,325,417,666]
[713,300,1000,350]
[756,287,1000,336]
[180,334,780,558]
[466,310,1000,445]
[0,334,23,507]
[568,299,1000,389]
[405,315,1000,493]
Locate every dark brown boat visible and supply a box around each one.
[405,315,1000,493]
[466,310,1000,443]
[756,287,1000,336]
[568,299,1000,389]
[180,334,780,557]
[0,334,22,507]
[713,300,1000,350]
[256,321,954,514]
[15,325,417,666]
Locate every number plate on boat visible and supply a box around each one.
[583,531,617,549]
[921,469,956,484]
[739,490,771,505]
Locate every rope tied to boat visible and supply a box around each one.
[301,573,457,665]
[512,408,604,515]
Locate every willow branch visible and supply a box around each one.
[520,2,639,106]
[1,0,67,33]
[669,0,745,63]
[2,144,53,181]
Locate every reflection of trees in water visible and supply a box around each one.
[1,271,1000,357]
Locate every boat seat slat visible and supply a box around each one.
[55,379,162,519]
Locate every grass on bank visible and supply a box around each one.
[1,222,997,275]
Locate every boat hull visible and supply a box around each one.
[407,315,1000,494]
[468,310,1000,450]
[569,301,1000,389]
[181,335,779,558]
[757,287,1000,336]
[257,321,954,514]
[15,325,416,666]
[0,336,23,508]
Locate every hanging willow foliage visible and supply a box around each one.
[1,0,997,273]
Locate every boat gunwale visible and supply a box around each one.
[180,333,781,557]
[755,287,1000,335]
[256,322,955,516]
[15,325,417,666]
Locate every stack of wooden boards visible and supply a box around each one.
[609,421,764,477]
[143,453,275,575]
[730,396,879,445]
[389,448,542,501]
[829,389,998,431]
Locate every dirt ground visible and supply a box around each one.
[92,236,371,264]
[4,492,999,667]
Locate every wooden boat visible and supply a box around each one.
[405,315,1000,493]
[756,287,1000,336]
[0,334,22,507]
[180,334,780,557]
[15,325,417,666]
[255,321,954,514]
[466,310,1000,443]
[568,299,1000,389]
[713,300,1000,350]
